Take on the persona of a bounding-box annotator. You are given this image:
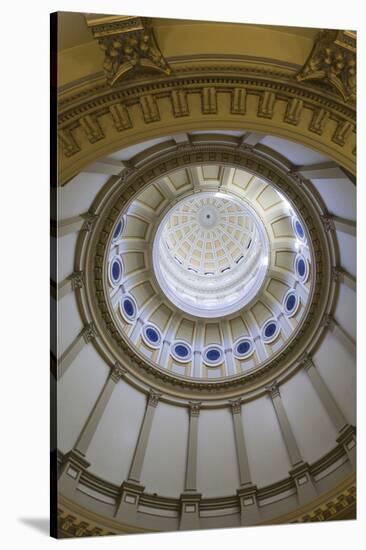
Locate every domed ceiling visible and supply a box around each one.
[106,164,312,381]
[55,14,356,538]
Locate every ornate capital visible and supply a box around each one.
[299,352,314,371]
[297,29,356,104]
[147,390,161,408]
[321,213,335,232]
[266,381,280,399]
[86,16,171,86]
[70,271,84,291]
[82,322,98,343]
[110,361,126,383]
[189,401,201,417]
[322,313,335,330]
[229,399,242,415]
[332,266,342,283]
[82,213,98,232]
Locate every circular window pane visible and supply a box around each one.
[203,346,223,366]
[109,256,123,286]
[234,338,253,359]
[113,219,123,241]
[143,325,161,348]
[283,291,299,317]
[262,319,280,343]
[293,218,306,241]
[171,342,192,363]
[120,295,137,322]
[295,254,309,282]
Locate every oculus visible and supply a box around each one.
[153,191,269,318]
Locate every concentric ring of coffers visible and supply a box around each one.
[105,162,313,382]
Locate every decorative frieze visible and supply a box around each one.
[284,98,303,125]
[79,115,104,143]
[257,91,276,119]
[202,87,217,114]
[309,108,330,135]
[140,94,160,123]
[58,128,80,157]
[231,88,247,115]
[109,103,132,131]
[171,90,189,117]
[332,120,354,146]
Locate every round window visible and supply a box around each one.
[262,319,280,343]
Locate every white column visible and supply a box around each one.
[58,363,126,494]
[267,382,317,505]
[128,391,161,483]
[180,402,201,531]
[58,323,97,379]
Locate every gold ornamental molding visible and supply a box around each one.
[85,15,171,86]
[57,60,356,183]
[75,142,335,400]
[297,30,356,104]
[57,473,355,536]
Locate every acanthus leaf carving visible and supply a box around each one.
[297,29,356,104]
[87,16,171,86]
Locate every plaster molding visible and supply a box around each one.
[57,61,356,183]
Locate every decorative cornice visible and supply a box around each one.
[57,61,356,183]
[86,16,171,86]
[297,30,356,104]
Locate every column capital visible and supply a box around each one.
[147,389,161,408]
[110,361,126,383]
[266,381,280,399]
[332,266,342,283]
[82,212,98,232]
[82,322,98,343]
[320,213,335,232]
[321,313,335,330]
[299,352,315,371]
[189,401,202,417]
[229,398,242,415]
[70,270,84,290]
